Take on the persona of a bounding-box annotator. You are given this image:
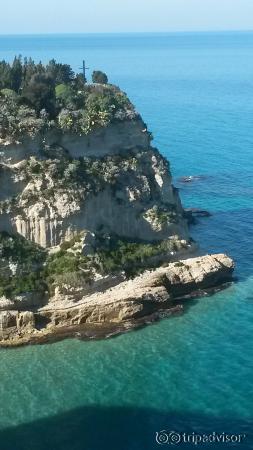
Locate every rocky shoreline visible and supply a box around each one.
[0,254,234,347]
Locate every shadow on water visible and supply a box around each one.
[0,406,252,450]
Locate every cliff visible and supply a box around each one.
[0,114,188,247]
[0,73,234,346]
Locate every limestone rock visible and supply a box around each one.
[37,253,234,328]
[0,311,18,330]
[0,119,188,248]
[17,311,35,330]
[79,231,96,256]
[0,296,15,310]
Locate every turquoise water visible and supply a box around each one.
[0,33,253,449]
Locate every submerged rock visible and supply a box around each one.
[186,208,212,217]
[184,208,212,224]
[178,175,207,183]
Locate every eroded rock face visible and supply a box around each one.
[0,119,189,247]
[0,119,149,165]
[0,254,234,346]
[0,310,35,339]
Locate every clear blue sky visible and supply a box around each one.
[2,0,253,34]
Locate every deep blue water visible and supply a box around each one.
[0,33,253,450]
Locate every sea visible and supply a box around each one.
[0,32,252,450]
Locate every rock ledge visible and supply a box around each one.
[0,253,234,347]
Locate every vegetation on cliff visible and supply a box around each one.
[0,152,143,216]
[0,231,46,297]
[0,57,136,140]
[95,236,188,276]
[0,231,189,298]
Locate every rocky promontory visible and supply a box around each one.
[0,254,234,346]
[0,58,234,346]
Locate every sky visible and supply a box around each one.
[1,0,253,34]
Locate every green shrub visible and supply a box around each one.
[96,238,181,276]
[0,272,46,297]
[55,83,76,109]
[0,231,45,266]
[0,94,46,139]
[0,232,47,298]
[1,88,18,99]
[92,70,108,84]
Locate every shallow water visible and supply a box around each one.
[0,32,252,449]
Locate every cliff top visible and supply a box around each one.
[0,57,137,142]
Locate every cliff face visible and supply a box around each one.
[0,116,188,248]
[0,118,149,164]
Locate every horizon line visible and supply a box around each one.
[0,29,253,37]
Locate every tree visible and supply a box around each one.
[47,60,75,84]
[92,70,108,84]
[21,57,39,89]
[22,73,56,117]
[10,56,23,92]
[74,73,86,90]
[0,61,12,89]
